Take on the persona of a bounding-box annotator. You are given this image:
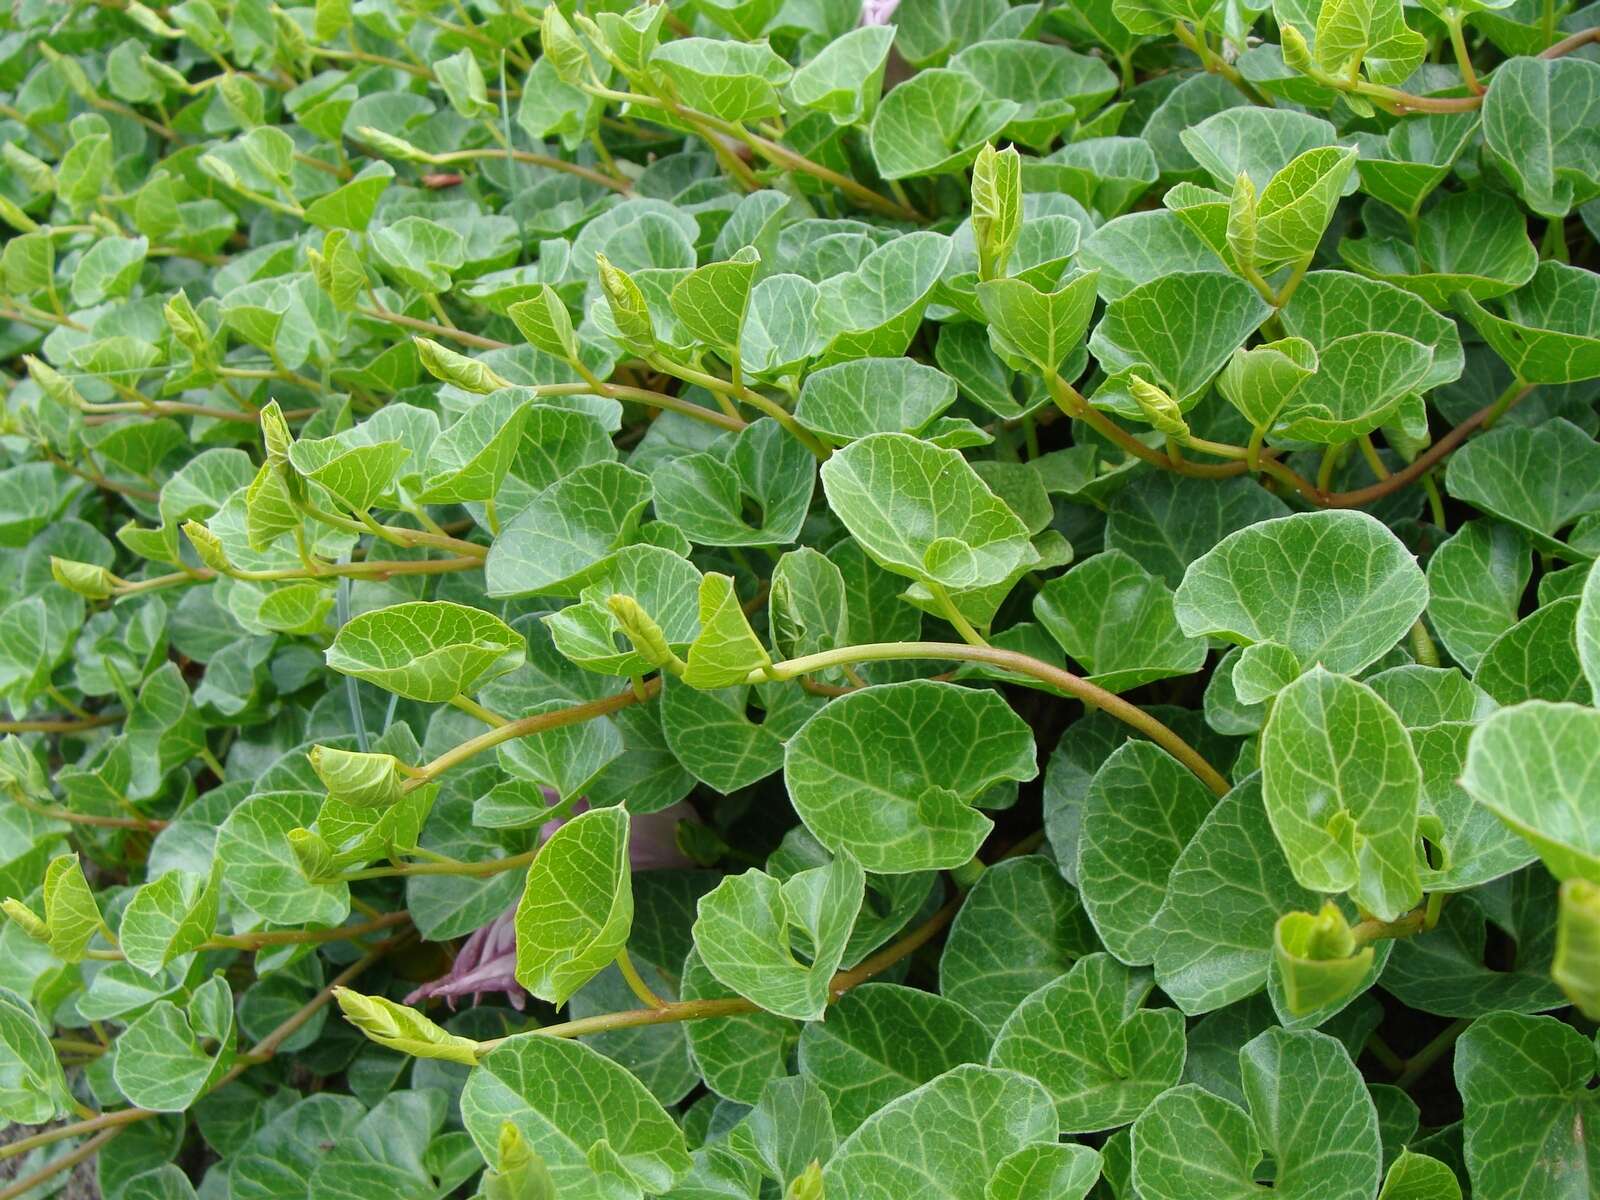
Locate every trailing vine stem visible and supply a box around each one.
[0,934,409,1168]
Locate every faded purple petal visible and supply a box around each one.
[406,799,700,1011]
[860,0,900,24]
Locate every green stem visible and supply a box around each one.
[758,642,1231,797]
[616,948,667,1009]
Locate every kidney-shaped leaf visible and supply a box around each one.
[784,680,1037,873]
[1175,510,1428,675]
[326,601,524,702]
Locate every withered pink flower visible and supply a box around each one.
[405,798,698,1011]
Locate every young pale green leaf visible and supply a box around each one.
[970,143,1022,282]
[326,601,524,703]
[1034,549,1207,693]
[1455,1012,1600,1198]
[333,987,481,1065]
[514,805,632,1006]
[1175,510,1428,675]
[822,1065,1058,1199]
[1311,0,1424,84]
[461,1032,691,1196]
[1132,1028,1380,1200]
[977,270,1101,375]
[784,680,1036,873]
[38,852,102,962]
[118,863,221,975]
[989,953,1186,1133]
[1378,1150,1462,1200]
[544,545,702,677]
[1262,667,1423,922]
[985,1143,1102,1200]
[668,247,759,352]
[216,790,351,926]
[1555,878,1600,1020]
[508,286,581,363]
[682,572,771,689]
[1461,701,1600,885]
[1272,904,1374,1017]
[820,432,1037,592]
[694,850,863,1021]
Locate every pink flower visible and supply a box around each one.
[404,798,698,1011]
[860,0,901,24]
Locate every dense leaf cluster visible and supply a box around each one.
[1,0,1599,1195]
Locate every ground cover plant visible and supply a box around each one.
[1,0,1599,1194]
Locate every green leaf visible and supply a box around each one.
[669,247,760,352]
[821,1065,1058,1199]
[651,38,792,123]
[119,864,221,975]
[797,982,990,1136]
[1034,549,1207,693]
[869,68,1019,180]
[693,850,863,1021]
[1340,191,1539,308]
[545,545,702,677]
[985,1143,1102,1200]
[1152,774,1321,1013]
[1089,272,1273,412]
[989,952,1186,1133]
[461,1033,691,1196]
[1273,903,1374,1017]
[952,41,1117,152]
[1426,520,1533,673]
[1131,1028,1380,1200]
[1272,331,1434,444]
[113,974,235,1112]
[1077,742,1218,964]
[1583,558,1600,703]
[820,432,1037,591]
[1278,270,1462,394]
[326,601,524,702]
[1262,667,1423,922]
[784,680,1036,872]
[1461,701,1600,884]
[1456,263,1600,385]
[369,216,467,294]
[683,572,771,689]
[1446,419,1600,554]
[1482,56,1600,218]
[815,232,953,363]
[485,462,653,597]
[0,985,70,1124]
[977,271,1101,376]
[652,420,815,547]
[680,946,798,1103]
[514,805,632,1006]
[1175,510,1429,675]
[37,852,102,962]
[1474,596,1588,705]
[1379,1151,1463,1200]
[216,790,350,926]
[795,358,957,442]
[940,855,1099,1033]
[788,25,896,125]
[1455,1012,1600,1198]
[334,988,482,1066]
[1312,0,1425,84]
